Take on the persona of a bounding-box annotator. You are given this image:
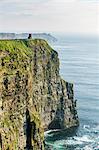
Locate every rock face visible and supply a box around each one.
[0,39,79,150]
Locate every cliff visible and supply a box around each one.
[0,39,79,150]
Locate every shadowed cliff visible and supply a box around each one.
[0,39,79,150]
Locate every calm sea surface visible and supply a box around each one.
[45,35,99,150]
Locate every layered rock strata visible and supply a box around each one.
[0,39,79,150]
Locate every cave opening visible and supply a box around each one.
[26,109,32,149]
[0,134,2,150]
[26,109,36,150]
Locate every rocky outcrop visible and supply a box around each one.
[0,39,79,150]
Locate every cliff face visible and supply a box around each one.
[0,39,79,150]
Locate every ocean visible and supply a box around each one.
[45,35,99,150]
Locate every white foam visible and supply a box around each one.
[44,129,60,137]
[83,124,99,134]
[44,130,52,135]
[83,145,93,150]
[45,140,64,149]
[66,139,83,145]
[83,125,91,132]
[73,135,93,143]
[53,139,83,146]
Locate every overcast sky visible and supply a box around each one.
[0,0,99,35]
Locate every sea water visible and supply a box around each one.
[45,35,99,150]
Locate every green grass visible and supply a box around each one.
[0,39,53,75]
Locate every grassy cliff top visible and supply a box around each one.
[0,39,53,56]
[0,39,55,75]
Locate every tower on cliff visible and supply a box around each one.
[28,34,32,39]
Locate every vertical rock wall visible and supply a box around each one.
[0,39,79,149]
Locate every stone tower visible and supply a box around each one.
[28,34,32,39]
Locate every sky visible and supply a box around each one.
[0,0,99,35]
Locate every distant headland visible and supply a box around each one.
[0,33,57,43]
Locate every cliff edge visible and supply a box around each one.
[0,39,79,150]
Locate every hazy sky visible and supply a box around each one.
[0,0,99,35]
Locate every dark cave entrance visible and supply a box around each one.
[26,109,32,149]
[26,109,36,150]
[0,134,2,149]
